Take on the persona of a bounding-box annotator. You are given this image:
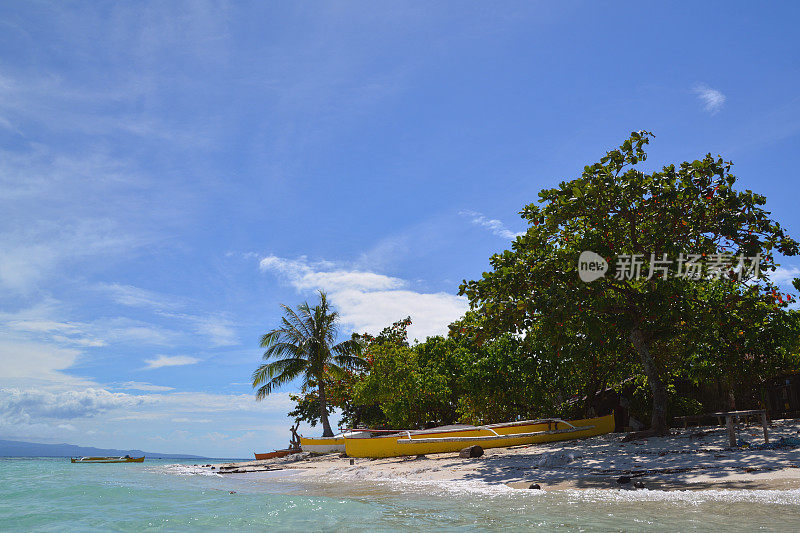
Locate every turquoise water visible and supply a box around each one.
[2,458,800,531]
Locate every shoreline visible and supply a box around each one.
[207,419,800,492]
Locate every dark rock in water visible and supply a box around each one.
[211,467,215,469]
[528,483,541,490]
[633,481,645,489]
[459,445,484,459]
[339,452,348,458]
[617,476,632,484]
[416,454,427,460]
[349,459,355,465]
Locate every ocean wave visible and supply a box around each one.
[154,463,222,477]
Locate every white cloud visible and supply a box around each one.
[143,355,200,370]
[180,314,238,347]
[0,387,147,422]
[259,255,467,340]
[98,283,181,310]
[0,384,296,455]
[118,381,174,392]
[771,266,800,285]
[460,210,525,240]
[260,255,405,291]
[693,84,726,114]
[5,318,106,348]
[97,284,239,347]
[0,339,86,384]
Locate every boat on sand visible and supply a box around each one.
[300,431,372,454]
[343,413,614,458]
[253,449,301,460]
[70,456,145,463]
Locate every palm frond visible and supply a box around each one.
[282,304,313,339]
[263,341,307,361]
[252,358,310,400]
[332,353,368,370]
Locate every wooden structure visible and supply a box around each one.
[708,409,769,447]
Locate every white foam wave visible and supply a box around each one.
[155,463,222,477]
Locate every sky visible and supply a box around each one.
[1,1,799,458]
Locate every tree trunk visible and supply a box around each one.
[630,327,669,435]
[318,381,334,437]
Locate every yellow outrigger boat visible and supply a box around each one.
[343,413,614,458]
[70,456,145,463]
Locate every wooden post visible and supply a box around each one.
[761,411,769,444]
[726,415,736,447]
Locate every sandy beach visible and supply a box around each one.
[208,419,800,492]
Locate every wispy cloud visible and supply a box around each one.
[460,210,525,240]
[118,381,174,392]
[259,255,467,341]
[98,283,182,311]
[97,284,239,347]
[693,83,726,114]
[143,355,200,370]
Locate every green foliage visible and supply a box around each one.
[352,342,453,428]
[459,132,799,432]
[274,134,800,434]
[287,390,333,428]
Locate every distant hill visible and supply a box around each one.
[0,439,211,459]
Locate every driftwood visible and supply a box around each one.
[459,445,484,458]
[289,421,301,450]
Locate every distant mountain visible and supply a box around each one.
[0,439,212,459]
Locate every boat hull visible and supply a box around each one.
[299,437,346,453]
[70,456,145,463]
[344,414,614,458]
[253,449,300,460]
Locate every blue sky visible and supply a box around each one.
[1,1,799,457]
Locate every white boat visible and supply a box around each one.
[300,431,370,453]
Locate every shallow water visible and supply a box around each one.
[2,457,800,531]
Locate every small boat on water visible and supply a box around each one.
[342,413,614,458]
[70,455,145,463]
[253,449,301,460]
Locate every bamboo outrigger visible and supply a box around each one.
[342,413,614,458]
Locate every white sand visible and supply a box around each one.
[212,419,800,491]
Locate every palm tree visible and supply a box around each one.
[252,292,364,437]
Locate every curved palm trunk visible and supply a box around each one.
[318,381,334,438]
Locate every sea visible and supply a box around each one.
[2,457,800,531]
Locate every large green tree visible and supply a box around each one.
[460,132,798,434]
[252,292,365,437]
